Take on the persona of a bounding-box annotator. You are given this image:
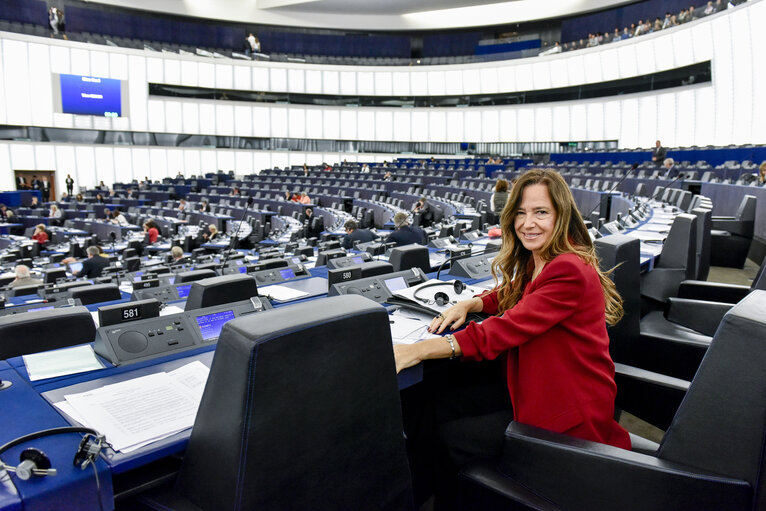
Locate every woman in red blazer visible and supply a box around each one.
[395,169,630,499]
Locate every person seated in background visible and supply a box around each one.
[111,209,129,226]
[170,245,188,266]
[30,196,40,208]
[383,171,393,181]
[758,162,766,186]
[48,204,63,226]
[412,197,434,227]
[60,192,69,201]
[290,192,301,202]
[97,180,106,190]
[32,224,49,245]
[230,187,241,197]
[75,245,110,278]
[0,203,15,222]
[299,192,311,204]
[360,163,370,173]
[75,193,84,202]
[198,200,211,213]
[490,178,510,216]
[94,193,105,203]
[10,265,43,288]
[663,157,679,178]
[385,212,427,247]
[143,220,160,244]
[323,162,332,172]
[284,190,292,201]
[303,207,324,238]
[125,188,135,199]
[341,219,379,249]
[303,163,309,177]
[201,224,220,242]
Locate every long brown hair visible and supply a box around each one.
[490,168,623,325]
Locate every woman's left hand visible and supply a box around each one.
[393,344,422,374]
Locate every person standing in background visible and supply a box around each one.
[41,176,51,202]
[651,140,667,166]
[65,174,74,196]
[16,174,27,190]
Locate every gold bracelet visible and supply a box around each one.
[444,334,457,360]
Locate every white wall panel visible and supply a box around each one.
[634,39,656,75]
[182,102,200,134]
[323,70,339,94]
[288,69,305,93]
[653,35,675,71]
[358,111,375,140]
[200,150,217,173]
[551,105,570,141]
[149,148,168,180]
[585,103,604,141]
[70,48,90,76]
[234,65,251,90]
[569,104,587,140]
[215,104,234,136]
[619,98,639,148]
[411,72,428,96]
[445,70,464,95]
[166,149,183,178]
[531,62,550,90]
[271,152,289,169]
[672,30,694,68]
[305,69,322,94]
[675,90,696,148]
[288,152,306,167]
[253,106,270,137]
[271,107,288,138]
[253,152,270,173]
[288,108,306,139]
[131,148,150,181]
[730,9,753,144]
[323,109,340,139]
[90,50,109,78]
[340,109,358,140]
[548,58,568,88]
[375,110,393,141]
[499,109,517,141]
[10,144,34,170]
[113,147,133,184]
[55,146,76,186]
[75,146,96,186]
[616,45,638,79]
[3,40,31,126]
[252,67,269,90]
[374,71,393,95]
[49,45,70,75]
[517,109,534,141]
[198,63,215,88]
[411,111,428,141]
[749,2,766,145]
[28,43,53,127]
[603,101,621,141]
[146,57,163,83]
[656,93,677,146]
[35,144,55,169]
[600,49,619,82]
[636,95,658,146]
[462,69,481,94]
[427,71,446,96]
[712,15,734,145]
[392,110,411,142]
[198,103,215,135]
[481,110,499,143]
[691,22,713,62]
[464,111,481,142]
[534,107,553,142]
[128,55,148,131]
[182,149,200,175]
[446,110,463,142]
[305,109,323,139]
[340,71,356,95]
[93,147,115,191]
[164,59,181,85]
[147,99,165,132]
[215,64,233,90]
[165,101,183,134]
[216,151,234,173]
[582,52,602,83]
[358,71,374,95]
[480,68,499,94]
[429,111,447,142]
[109,53,128,80]
[234,105,253,137]
[392,72,410,95]
[565,57,585,86]
[180,60,198,87]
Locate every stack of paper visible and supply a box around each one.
[54,361,209,453]
[389,308,434,344]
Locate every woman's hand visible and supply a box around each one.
[393,344,423,373]
[428,297,483,334]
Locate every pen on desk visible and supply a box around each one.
[389,319,395,324]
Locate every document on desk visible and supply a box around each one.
[24,345,105,382]
[261,284,309,302]
[61,361,209,452]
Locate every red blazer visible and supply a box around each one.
[454,253,631,450]
[147,227,159,244]
[32,231,49,244]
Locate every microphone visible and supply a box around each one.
[583,166,636,222]
[220,196,253,274]
[435,243,474,279]
[650,172,685,203]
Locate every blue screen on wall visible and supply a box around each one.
[59,74,122,117]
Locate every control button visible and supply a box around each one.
[177,327,184,331]
[157,331,163,335]
[167,340,179,346]
[173,320,181,325]
[148,332,155,337]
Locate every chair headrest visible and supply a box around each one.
[0,306,95,359]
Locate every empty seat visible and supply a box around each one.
[710,195,756,268]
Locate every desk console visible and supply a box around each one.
[131,281,196,304]
[328,267,427,303]
[448,252,498,280]
[93,297,272,365]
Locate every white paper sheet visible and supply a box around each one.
[23,345,105,382]
[260,284,309,302]
[63,362,210,452]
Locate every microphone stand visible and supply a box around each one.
[220,196,253,274]
[583,167,636,223]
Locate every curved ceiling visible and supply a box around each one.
[85,0,635,31]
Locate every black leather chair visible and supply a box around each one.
[459,290,766,511]
[43,268,68,284]
[389,244,431,274]
[139,295,413,511]
[124,256,141,272]
[0,306,96,359]
[176,269,217,283]
[184,274,258,311]
[10,284,42,297]
[640,213,697,306]
[691,207,712,281]
[710,194,756,268]
[70,284,122,305]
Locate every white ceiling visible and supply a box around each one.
[86,0,635,30]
